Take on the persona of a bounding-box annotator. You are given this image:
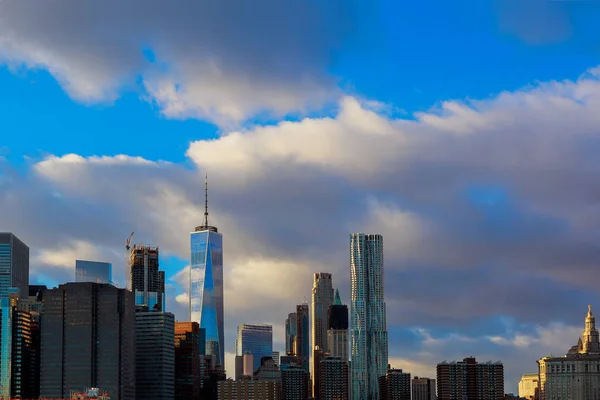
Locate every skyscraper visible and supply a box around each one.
[11,307,35,399]
[350,233,388,400]
[236,324,273,373]
[296,304,310,373]
[129,244,165,311]
[328,289,349,362]
[378,369,411,400]
[175,322,203,400]
[282,364,310,400]
[76,260,112,284]
[319,356,349,400]
[190,176,224,364]
[286,313,298,356]
[135,311,175,400]
[0,232,29,398]
[312,272,334,394]
[40,283,135,400]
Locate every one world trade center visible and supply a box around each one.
[190,176,224,364]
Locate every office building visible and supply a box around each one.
[40,283,135,400]
[350,233,388,400]
[437,357,503,400]
[218,379,281,400]
[129,244,165,311]
[538,305,600,400]
[411,377,436,400]
[312,272,334,394]
[328,289,349,362]
[282,364,310,400]
[255,357,281,381]
[236,324,273,373]
[136,311,175,400]
[273,351,280,367]
[175,322,203,400]
[286,313,298,356]
[17,285,45,399]
[319,356,349,400]
[0,233,29,398]
[296,304,309,373]
[190,176,225,364]
[518,374,538,400]
[75,260,112,284]
[11,306,36,398]
[378,369,410,400]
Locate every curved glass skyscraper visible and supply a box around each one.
[350,233,388,400]
[190,177,224,364]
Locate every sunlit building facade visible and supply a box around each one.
[190,177,224,364]
[350,233,388,400]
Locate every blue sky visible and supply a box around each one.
[2,0,600,393]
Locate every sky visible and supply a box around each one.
[2,0,600,394]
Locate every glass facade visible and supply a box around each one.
[190,229,224,364]
[236,324,273,373]
[75,260,112,284]
[350,233,388,400]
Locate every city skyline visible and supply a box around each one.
[3,1,600,395]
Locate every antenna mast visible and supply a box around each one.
[204,174,209,227]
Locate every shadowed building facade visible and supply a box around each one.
[129,245,165,311]
[437,357,504,400]
[190,176,224,364]
[312,272,334,397]
[40,283,135,400]
[175,322,204,400]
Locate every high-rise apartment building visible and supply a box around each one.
[350,233,388,400]
[286,313,298,356]
[129,244,165,311]
[282,364,310,400]
[11,306,36,398]
[538,305,600,400]
[411,377,436,400]
[296,304,310,373]
[175,322,203,400]
[437,357,504,400]
[135,311,175,400]
[319,356,349,400]
[76,260,112,284]
[312,272,334,395]
[236,324,274,373]
[190,177,224,364]
[0,232,29,398]
[328,289,349,362]
[40,283,136,400]
[218,379,281,400]
[379,369,411,400]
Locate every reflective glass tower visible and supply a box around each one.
[235,324,273,373]
[190,176,224,365]
[76,260,112,284]
[350,233,388,400]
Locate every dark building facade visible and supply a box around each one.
[200,355,226,400]
[295,304,309,373]
[437,357,504,400]
[136,311,175,400]
[282,364,310,400]
[40,283,135,400]
[11,308,36,398]
[175,322,204,400]
[319,356,349,400]
[378,369,410,400]
[0,232,29,297]
[17,285,46,399]
[129,244,165,311]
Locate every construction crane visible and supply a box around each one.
[125,232,134,290]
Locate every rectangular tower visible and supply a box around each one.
[175,322,203,400]
[312,272,334,396]
[350,233,388,400]
[296,304,310,373]
[437,357,504,400]
[328,289,349,362]
[76,260,112,284]
[40,282,135,400]
[236,324,273,373]
[379,369,411,400]
[190,176,224,365]
[411,377,436,400]
[319,356,349,400]
[129,244,165,311]
[135,311,175,400]
[285,313,298,356]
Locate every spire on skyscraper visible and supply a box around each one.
[334,289,342,306]
[204,173,209,228]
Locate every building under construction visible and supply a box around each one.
[129,244,165,311]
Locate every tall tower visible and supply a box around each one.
[129,244,165,311]
[190,175,225,365]
[350,233,388,400]
[328,289,349,362]
[296,304,310,373]
[581,305,600,354]
[312,272,334,395]
[285,313,298,356]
